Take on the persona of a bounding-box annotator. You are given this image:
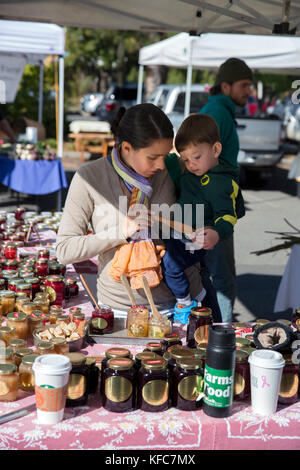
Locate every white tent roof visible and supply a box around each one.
[0,0,299,36]
[139,32,300,74]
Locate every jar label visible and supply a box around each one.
[67,374,86,400]
[234,372,245,397]
[45,286,56,302]
[178,376,203,402]
[105,376,132,403]
[142,380,169,406]
[35,384,68,412]
[279,373,299,398]
[203,365,234,408]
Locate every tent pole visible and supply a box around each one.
[184,39,194,118]
[38,61,44,123]
[137,64,144,104]
[57,55,64,211]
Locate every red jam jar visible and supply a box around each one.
[100,347,131,396]
[4,243,17,260]
[37,249,50,260]
[35,258,49,277]
[102,358,136,412]
[66,278,79,297]
[160,333,182,353]
[186,307,213,348]
[8,279,25,292]
[173,357,203,410]
[44,275,65,307]
[25,277,40,300]
[91,305,114,333]
[15,283,32,299]
[4,259,19,271]
[137,358,170,412]
[278,355,299,404]
[15,207,25,221]
[48,262,66,276]
[234,350,251,401]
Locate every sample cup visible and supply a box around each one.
[248,349,285,416]
[32,354,71,425]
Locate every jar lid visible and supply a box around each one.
[8,279,24,286]
[107,357,134,370]
[7,312,27,322]
[236,337,252,348]
[9,338,27,348]
[169,348,194,360]
[0,348,13,358]
[51,305,63,312]
[46,275,64,282]
[16,348,34,357]
[36,341,54,351]
[177,357,202,370]
[240,347,256,356]
[65,352,86,366]
[0,326,16,334]
[22,354,39,365]
[16,283,31,290]
[5,242,17,248]
[69,306,81,313]
[143,358,167,370]
[255,319,270,327]
[25,277,40,284]
[135,351,156,361]
[29,311,43,320]
[145,342,163,352]
[73,312,85,320]
[232,322,249,329]
[66,278,77,285]
[196,342,207,351]
[38,249,50,254]
[0,290,15,298]
[277,319,292,327]
[85,357,96,366]
[193,349,206,359]
[37,257,49,264]
[105,348,131,359]
[190,307,212,317]
[0,363,17,375]
[235,350,249,362]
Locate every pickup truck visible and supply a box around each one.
[147,84,285,184]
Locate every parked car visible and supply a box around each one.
[80,93,104,115]
[96,84,139,123]
[148,83,285,183]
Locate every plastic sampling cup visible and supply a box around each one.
[248,349,285,416]
[32,354,72,425]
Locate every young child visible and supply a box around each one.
[162,113,245,324]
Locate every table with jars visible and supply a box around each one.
[0,209,300,451]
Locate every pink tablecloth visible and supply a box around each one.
[0,232,299,450]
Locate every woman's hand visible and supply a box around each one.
[122,205,152,240]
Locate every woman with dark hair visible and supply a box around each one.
[56,103,204,315]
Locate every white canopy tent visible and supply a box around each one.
[137,32,300,116]
[0,20,65,160]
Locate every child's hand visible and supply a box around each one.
[202,227,219,250]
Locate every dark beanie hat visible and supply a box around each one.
[214,57,253,86]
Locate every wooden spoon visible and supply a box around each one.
[142,275,163,322]
[120,274,136,307]
[79,274,99,310]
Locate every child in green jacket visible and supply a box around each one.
[162,113,245,324]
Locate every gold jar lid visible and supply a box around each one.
[169,348,194,360]
[36,341,54,351]
[45,275,64,283]
[196,342,207,351]
[177,357,202,370]
[190,307,212,317]
[107,357,134,370]
[5,242,17,249]
[15,292,29,300]
[17,283,31,290]
[37,257,49,265]
[26,277,40,284]
[143,358,167,370]
[0,290,15,298]
[236,337,252,348]
[163,333,179,342]
[56,315,69,322]
[0,348,13,358]
[168,344,184,353]
[145,342,163,352]
[65,352,86,366]
[241,347,256,356]
[7,312,27,322]
[105,348,131,359]
[9,338,27,348]
[193,349,206,359]
[232,322,249,329]
[66,278,77,285]
[29,311,43,321]
[16,348,33,358]
[73,312,85,320]
[0,326,16,334]
[277,319,292,327]
[163,351,171,361]
[21,354,39,366]
[0,363,17,375]
[235,350,249,363]
[255,319,270,327]
[135,351,156,362]
[85,357,96,366]
[2,271,18,279]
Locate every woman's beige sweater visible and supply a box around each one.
[56,157,203,311]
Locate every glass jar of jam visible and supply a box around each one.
[51,337,69,355]
[278,355,299,404]
[6,312,28,340]
[15,207,25,221]
[137,358,169,412]
[66,278,79,298]
[236,337,252,350]
[102,358,136,412]
[0,291,15,314]
[19,354,39,391]
[9,337,27,353]
[15,283,32,299]
[186,307,213,349]
[86,357,99,394]
[160,333,182,353]
[65,353,89,407]
[100,347,131,395]
[144,342,164,356]
[35,258,49,277]
[291,307,300,329]
[4,259,19,271]
[36,341,55,355]
[38,249,50,260]
[0,326,17,346]
[167,348,194,373]
[173,357,203,410]
[14,348,34,367]
[0,348,16,365]
[0,363,19,401]
[134,351,157,370]
[234,350,251,401]
[28,311,44,338]
[4,243,17,260]
[25,277,40,300]
[91,305,114,334]
[69,306,82,322]
[48,262,66,276]
[2,272,18,290]
[72,312,86,329]
[49,305,63,324]
[44,275,65,307]
[8,279,24,292]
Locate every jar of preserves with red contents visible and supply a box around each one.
[65,353,89,407]
[160,333,182,353]
[4,259,19,271]
[100,347,131,395]
[44,275,65,307]
[134,351,157,371]
[234,350,250,401]
[2,271,18,290]
[102,358,136,412]
[173,357,203,410]
[186,307,213,349]
[91,305,114,334]
[4,243,17,260]
[8,279,24,292]
[65,278,79,299]
[48,262,66,276]
[144,342,164,356]
[278,355,299,404]
[69,306,82,322]
[25,277,40,300]
[35,258,49,277]
[6,312,29,340]
[37,249,50,260]
[86,357,99,394]
[137,358,169,412]
[14,207,25,221]
[15,283,32,299]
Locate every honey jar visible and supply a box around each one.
[19,354,39,392]
[15,294,30,313]
[0,291,15,314]
[28,311,44,338]
[173,357,203,410]
[126,305,148,337]
[9,338,27,353]
[65,353,89,407]
[102,358,136,412]
[137,358,170,412]
[14,348,34,367]
[49,305,63,323]
[32,299,49,315]
[0,348,16,365]
[6,312,29,340]
[0,326,18,346]
[51,337,69,355]
[0,363,19,401]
